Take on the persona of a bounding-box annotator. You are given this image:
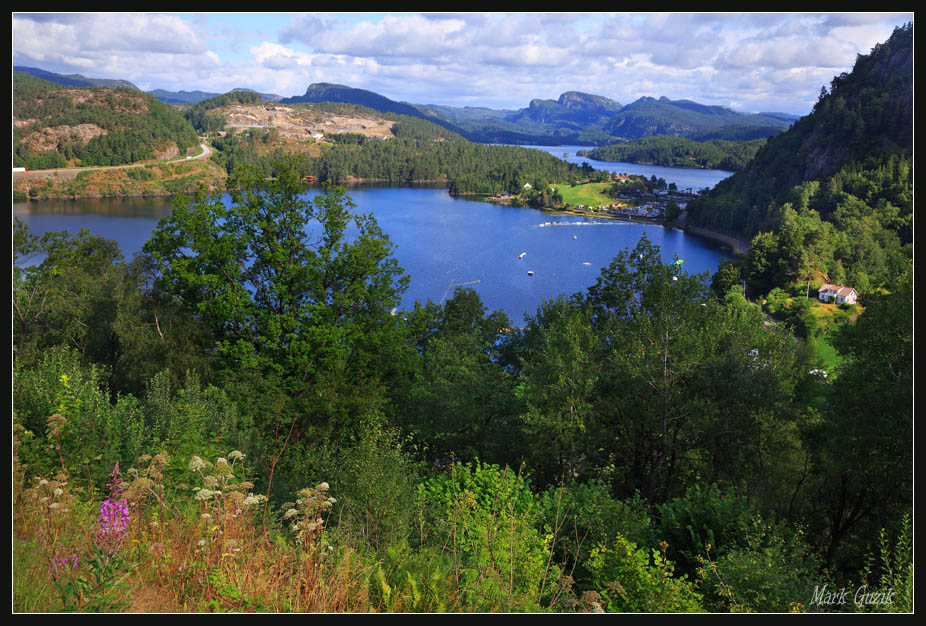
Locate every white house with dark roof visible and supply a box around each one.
[818,284,858,305]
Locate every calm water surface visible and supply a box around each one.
[519,144,734,192]
[15,186,730,324]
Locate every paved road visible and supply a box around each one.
[13,142,212,181]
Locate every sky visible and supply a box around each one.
[12,12,913,116]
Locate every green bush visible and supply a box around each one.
[416,462,560,611]
[656,484,754,578]
[585,535,703,612]
[697,518,822,612]
[539,482,654,590]
[855,514,913,613]
[12,347,145,491]
[126,167,157,182]
[324,426,420,549]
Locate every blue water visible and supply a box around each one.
[518,145,734,193]
[14,186,730,324]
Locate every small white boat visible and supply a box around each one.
[519,252,527,259]
[527,270,534,276]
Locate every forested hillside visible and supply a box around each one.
[604,96,788,141]
[586,136,767,171]
[14,156,911,611]
[13,73,200,169]
[306,132,587,194]
[13,65,141,89]
[206,112,593,195]
[687,23,912,295]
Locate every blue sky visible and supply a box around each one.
[12,12,912,115]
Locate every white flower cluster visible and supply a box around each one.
[242,494,267,507]
[193,487,220,501]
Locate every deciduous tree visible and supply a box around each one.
[144,159,409,440]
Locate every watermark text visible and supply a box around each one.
[810,584,895,608]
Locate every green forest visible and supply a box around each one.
[585,136,767,171]
[12,24,913,615]
[207,115,593,196]
[13,73,199,169]
[13,158,911,612]
[686,24,912,301]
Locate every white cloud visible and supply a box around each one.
[250,42,314,68]
[13,12,220,89]
[716,35,857,70]
[12,12,913,114]
[281,14,469,59]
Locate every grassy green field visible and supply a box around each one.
[810,299,861,330]
[551,182,613,208]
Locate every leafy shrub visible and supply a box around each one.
[696,518,821,612]
[855,514,913,613]
[126,167,157,182]
[539,481,654,590]
[416,462,561,611]
[585,535,703,612]
[656,484,754,578]
[323,426,420,549]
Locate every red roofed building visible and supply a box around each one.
[818,284,858,305]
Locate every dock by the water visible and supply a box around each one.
[538,220,629,227]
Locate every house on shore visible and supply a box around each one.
[818,284,858,305]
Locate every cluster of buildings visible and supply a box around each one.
[608,202,668,219]
[568,188,693,220]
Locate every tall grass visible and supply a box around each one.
[13,448,375,612]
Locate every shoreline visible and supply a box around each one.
[15,180,749,257]
[530,206,750,257]
[681,224,750,257]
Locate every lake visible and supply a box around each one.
[518,145,734,192]
[15,186,731,324]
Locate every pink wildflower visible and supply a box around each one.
[94,463,130,555]
[50,546,80,578]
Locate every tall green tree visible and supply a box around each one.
[143,159,409,441]
[13,222,124,366]
[518,296,599,482]
[399,288,522,464]
[581,237,803,504]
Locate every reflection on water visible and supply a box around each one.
[14,196,176,219]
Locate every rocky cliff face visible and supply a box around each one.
[557,91,622,113]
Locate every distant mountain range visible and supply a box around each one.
[13,66,284,105]
[282,82,422,117]
[603,96,795,142]
[13,65,141,90]
[14,66,800,146]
